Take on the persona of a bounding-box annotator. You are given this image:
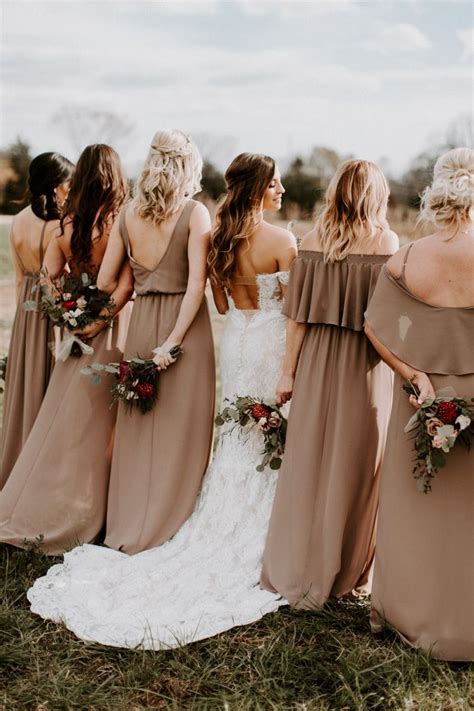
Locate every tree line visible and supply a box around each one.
[1,114,471,218]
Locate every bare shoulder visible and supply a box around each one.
[262,221,296,245]
[379,229,399,255]
[190,200,211,227]
[300,228,321,251]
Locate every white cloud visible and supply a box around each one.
[366,22,432,52]
[235,0,355,18]
[457,27,474,60]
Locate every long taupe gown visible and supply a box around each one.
[261,250,393,607]
[0,222,54,488]
[365,265,474,661]
[104,200,215,554]
[0,275,125,555]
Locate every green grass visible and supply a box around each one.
[0,224,13,279]
[1,546,472,710]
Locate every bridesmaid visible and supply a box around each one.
[98,129,215,554]
[0,152,74,487]
[365,147,474,661]
[261,160,399,607]
[0,144,132,554]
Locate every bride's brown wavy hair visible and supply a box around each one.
[208,153,275,287]
[60,144,128,268]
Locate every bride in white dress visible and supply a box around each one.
[28,152,297,649]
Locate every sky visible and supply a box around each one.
[1,0,472,178]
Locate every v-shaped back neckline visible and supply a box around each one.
[121,200,191,273]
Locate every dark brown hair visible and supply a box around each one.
[61,144,128,267]
[29,152,75,221]
[208,153,275,287]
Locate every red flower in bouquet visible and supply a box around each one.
[436,400,459,425]
[136,382,154,399]
[251,403,271,421]
[63,299,77,311]
[118,361,131,383]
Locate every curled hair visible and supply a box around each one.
[317,159,389,263]
[419,147,474,229]
[208,153,275,287]
[29,152,74,221]
[61,144,128,268]
[133,129,202,225]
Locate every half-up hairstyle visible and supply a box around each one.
[61,144,128,268]
[208,153,275,287]
[419,147,474,229]
[29,152,75,221]
[316,159,389,263]
[134,129,202,225]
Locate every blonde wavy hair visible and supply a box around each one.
[419,147,474,229]
[208,153,275,287]
[316,159,389,263]
[133,129,202,225]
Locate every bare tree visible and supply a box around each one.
[51,105,134,156]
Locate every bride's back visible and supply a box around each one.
[229,220,295,309]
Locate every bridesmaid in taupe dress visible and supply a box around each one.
[98,130,215,554]
[0,152,74,487]
[365,147,474,661]
[0,145,132,554]
[261,160,398,607]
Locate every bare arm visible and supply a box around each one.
[9,223,25,302]
[97,218,127,294]
[153,202,212,369]
[275,318,307,405]
[364,322,435,407]
[211,281,229,315]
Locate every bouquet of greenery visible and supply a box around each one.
[81,347,183,414]
[215,397,287,472]
[403,381,473,493]
[0,354,7,394]
[24,271,115,360]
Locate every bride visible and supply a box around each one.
[27,152,297,649]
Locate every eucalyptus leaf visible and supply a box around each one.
[270,457,282,470]
[91,362,105,371]
[90,373,103,385]
[23,301,38,312]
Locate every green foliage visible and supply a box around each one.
[1,546,472,709]
[281,158,324,219]
[1,138,32,215]
[201,160,226,201]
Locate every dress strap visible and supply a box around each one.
[119,207,131,257]
[38,220,47,265]
[232,275,257,286]
[398,242,414,288]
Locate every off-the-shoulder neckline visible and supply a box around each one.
[297,250,391,262]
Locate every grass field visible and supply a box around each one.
[1,210,472,709]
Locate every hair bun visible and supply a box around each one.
[419,147,474,228]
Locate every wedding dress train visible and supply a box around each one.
[27,272,289,649]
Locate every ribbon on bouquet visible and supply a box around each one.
[56,334,94,361]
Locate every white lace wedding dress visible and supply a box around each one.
[27,272,290,649]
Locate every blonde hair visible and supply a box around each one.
[134,129,202,225]
[317,159,389,263]
[419,147,474,229]
[208,153,275,288]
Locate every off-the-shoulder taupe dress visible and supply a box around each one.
[365,265,474,662]
[261,251,393,607]
[104,200,215,554]
[0,222,54,487]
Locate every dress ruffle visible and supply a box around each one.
[283,251,388,331]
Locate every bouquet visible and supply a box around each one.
[215,397,287,471]
[0,354,7,394]
[24,271,115,360]
[81,347,183,414]
[403,382,474,493]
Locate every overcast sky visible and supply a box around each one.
[1,0,472,177]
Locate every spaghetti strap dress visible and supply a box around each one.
[0,257,126,554]
[365,263,474,661]
[104,200,215,554]
[0,222,54,487]
[261,250,393,607]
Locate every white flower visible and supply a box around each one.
[76,296,87,309]
[455,414,471,431]
[126,391,135,400]
[70,308,83,318]
[62,292,72,300]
